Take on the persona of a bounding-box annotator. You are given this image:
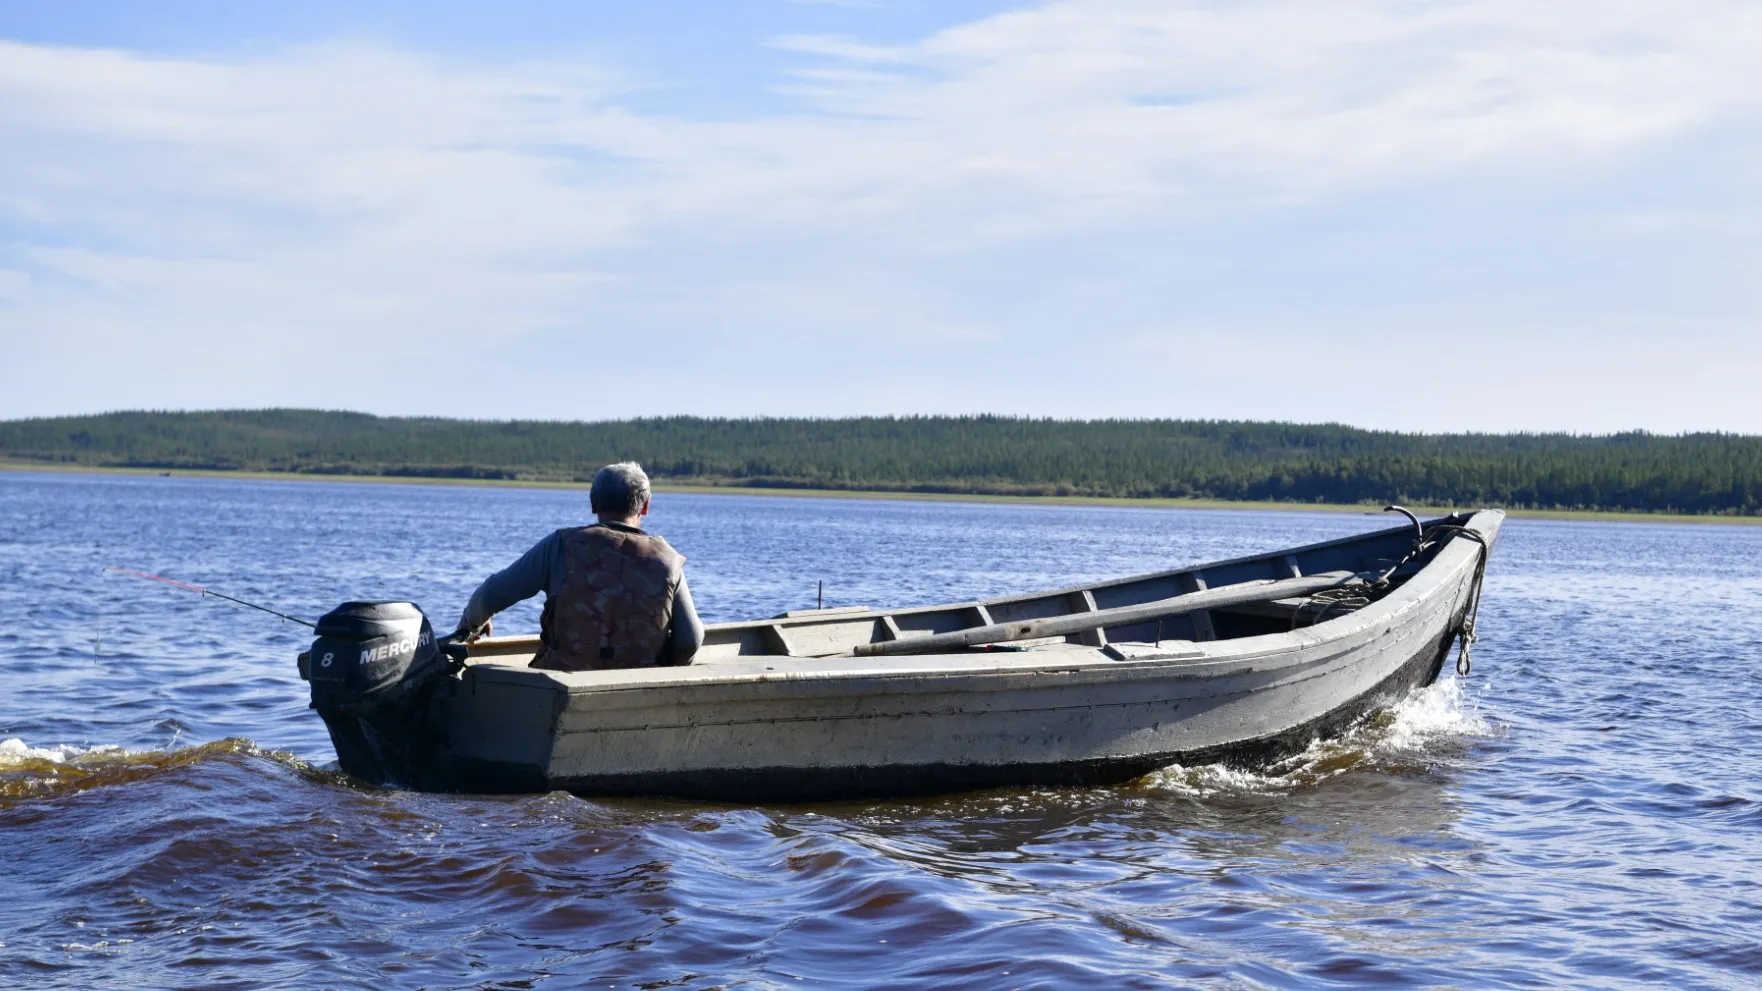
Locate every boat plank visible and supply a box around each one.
[1179,572,1218,642]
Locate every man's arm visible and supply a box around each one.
[456,531,561,635]
[665,577,706,665]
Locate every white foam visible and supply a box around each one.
[1377,677,1492,751]
[1142,678,1495,796]
[0,738,122,767]
[0,738,70,764]
[1148,760,1301,797]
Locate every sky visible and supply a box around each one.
[1,0,1758,433]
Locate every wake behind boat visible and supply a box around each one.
[297,509,1502,801]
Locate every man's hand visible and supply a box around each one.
[456,617,492,643]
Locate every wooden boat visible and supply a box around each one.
[342,508,1501,801]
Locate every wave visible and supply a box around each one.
[4,680,1495,805]
[0,736,334,802]
[1140,678,1496,796]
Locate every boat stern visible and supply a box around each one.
[439,663,567,793]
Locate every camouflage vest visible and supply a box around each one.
[532,525,685,672]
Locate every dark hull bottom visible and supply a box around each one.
[429,623,1462,803]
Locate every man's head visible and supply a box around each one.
[591,462,652,523]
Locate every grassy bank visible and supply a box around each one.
[8,459,1760,526]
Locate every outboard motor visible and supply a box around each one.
[297,601,466,786]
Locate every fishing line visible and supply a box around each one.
[103,567,318,629]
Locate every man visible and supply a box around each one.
[456,462,704,670]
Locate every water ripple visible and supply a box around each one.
[3,474,1762,988]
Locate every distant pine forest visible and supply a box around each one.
[3,409,1760,516]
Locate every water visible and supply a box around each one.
[2,472,1759,989]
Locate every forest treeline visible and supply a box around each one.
[3,409,1760,515]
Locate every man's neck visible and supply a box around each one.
[595,515,644,530]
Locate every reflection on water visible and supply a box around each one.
[2,472,1760,988]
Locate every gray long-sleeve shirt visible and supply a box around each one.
[458,523,704,665]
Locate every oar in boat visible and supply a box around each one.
[851,570,1361,657]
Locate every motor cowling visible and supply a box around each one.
[297,600,464,787]
[301,600,447,711]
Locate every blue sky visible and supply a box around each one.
[1,0,1757,431]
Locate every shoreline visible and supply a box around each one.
[4,459,1759,526]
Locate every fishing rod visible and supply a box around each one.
[104,567,318,629]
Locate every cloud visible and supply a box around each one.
[0,269,29,301]
[780,0,1760,198]
[0,2,1759,429]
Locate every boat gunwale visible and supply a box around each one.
[465,510,1482,654]
[460,510,1502,699]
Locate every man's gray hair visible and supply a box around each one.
[591,462,651,516]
